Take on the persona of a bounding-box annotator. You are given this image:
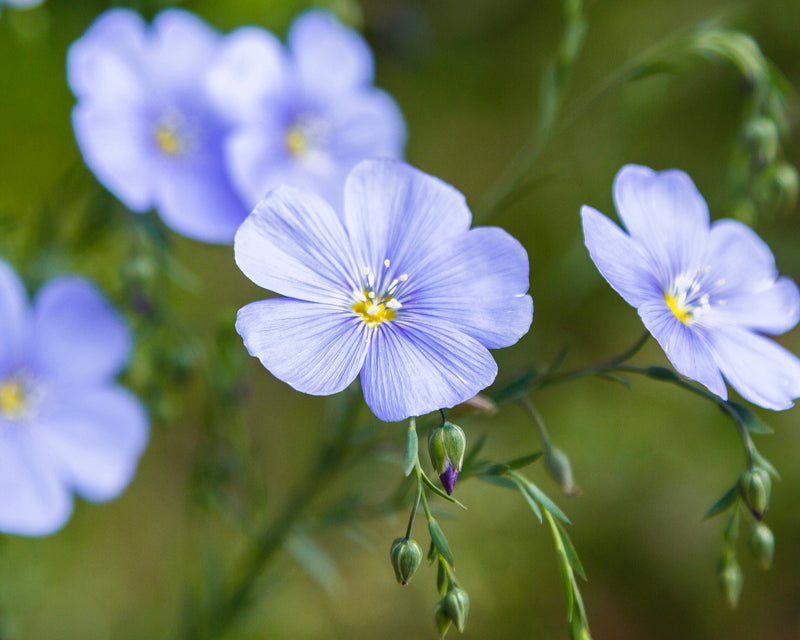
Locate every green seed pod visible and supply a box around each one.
[442,588,470,633]
[718,556,744,609]
[749,523,775,570]
[434,600,452,638]
[390,537,423,585]
[739,468,771,519]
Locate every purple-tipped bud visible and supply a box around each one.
[439,464,460,495]
[428,420,466,495]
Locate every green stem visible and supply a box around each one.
[184,390,363,640]
[517,396,552,450]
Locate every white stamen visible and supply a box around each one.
[368,273,375,287]
[400,274,408,281]
[366,305,380,315]
[363,267,370,275]
[386,299,402,309]
[353,289,367,302]
[717,278,726,286]
[368,291,377,300]
[384,259,390,268]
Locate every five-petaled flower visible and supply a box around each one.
[68,8,249,243]
[206,10,405,210]
[235,159,533,422]
[582,164,800,410]
[0,260,148,536]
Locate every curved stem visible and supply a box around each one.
[184,390,364,640]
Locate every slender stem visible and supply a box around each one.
[405,488,422,540]
[185,390,363,640]
[517,396,552,450]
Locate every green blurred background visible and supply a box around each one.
[1,0,800,638]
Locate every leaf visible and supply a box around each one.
[403,422,418,477]
[753,448,781,480]
[420,473,468,510]
[506,451,544,470]
[557,521,587,581]
[524,480,571,525]
[644,366,680,381]
[510,476,542,522]
[703,485,738,520]
[483,462,511,476]
[479,474,518,490]
[724,401,773,435]
[285,533,342,596]
[428,518,455,567]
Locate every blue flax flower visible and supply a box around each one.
[235,159,532,422]
[206,10,405,209]
[0,261,148,535]
[582,164,800,410]
[68,8,248,243]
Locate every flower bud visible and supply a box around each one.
[434,600,452,638]
[738,467,771,519]
[390,537,423,585]
[428,421,466,495]
[744,117,779,169]
[749,523,775,570]
[770,163,799,211]
[441,588,470,633]
[718,556,743,609]
[544,446,580,496]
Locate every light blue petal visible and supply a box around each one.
[710,277,800,335]
[360,316,498,422]
[0,258,29,374]
[0,429,72,536]
[709,327,800,410]
[226,120,299,207]
[581,205,660,308]
[154,157,249,244]
[32,277,132,384]
[35,385,148,502]
[206,26,288,123]
[343,160,471,277]
[409,227,532,349]
[67,8,147,103]
[638,299,727,399]
[706,219,779,294]
[234,186,359,302]
[288,10,374,100]
[149,9,220,85]
[328,89,406,164]
[236,298,369,396]
[71,102,155,212]
[612,165,710,285]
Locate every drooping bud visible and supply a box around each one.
[428,421,466,495]
[749,523,775,570]
[441,588,470,633]
[718,556,744,609]
[738,467,771,519]
[390,537,423,585]
[434,600,452,638]
[544,446,581,496]
[744,117,779,169]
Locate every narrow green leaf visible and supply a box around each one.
[420,473,468,510]
[644,366,680,381]
[403,422,418,477]
[506,451,544,470]
[557,521,587,581]
[478,475,518,490]
[525,481,571,525]
[428,518,455,567]
[725,401,773,435]
[484,462,511,476]
[753,449,781,480]
[703,485,738,520]
[557,552,574,619]
[510,477,542,522]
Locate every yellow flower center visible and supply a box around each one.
[155,124,184,156]
[351,264,406,327]
[285,126,307,157]
[352,290,397,326]
[0,379,26,419]
[665,292,691,324]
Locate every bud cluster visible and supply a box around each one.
[435,587,469,637]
